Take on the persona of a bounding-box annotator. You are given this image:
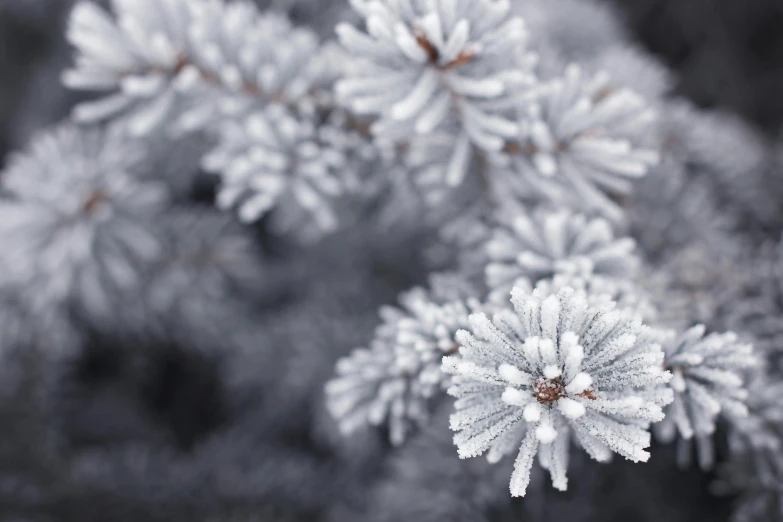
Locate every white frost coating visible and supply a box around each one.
[442,286,672,496]
[532,273,658,323]
[0,124,168,315]
[326,274,488,445]
[497,64,659,221]
[64,0,323,133]
[483,202,639,303]
[654,325,758,470]
[202,106,372,239]
[338,0,537,184]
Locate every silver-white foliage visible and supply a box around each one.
[0,124,167,315]
[495,64,659,221]
[202,105,371,236]
[530,273,657,324]
[443,287,672,497]
[483,202,639,303]
[337,0,536,185]
[654,325,758,469]
[64,0,323,135]
[326,274,485,445]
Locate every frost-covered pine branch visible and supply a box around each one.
[6,0,781,516]
[63,0,376,236]
[630,150,733,260]
[716,457,783,522]
[442,286,672,497]
[481,202,639,303]
[336,0,536,185]
[644,232,750,332]
[0,123,167,315]
[64,0,325,135]
[326,273,486,445]
[727,372,783,457]
[203,105,375,236]
[717,242,783,369]
[530,273,657,324]
[494,65,659,221]
[654,325,758,469]
[114,208,269,341]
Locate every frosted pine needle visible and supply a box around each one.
[654,325,758,469]
[64,0,322,134]
[500,64,659,221]
[532,273,657,323]
[337,0,536,185]
[0,124,167,315]
[443,286,672,497]
[484,203,639,302]
[202,106,366,238]
[326,276,485,445]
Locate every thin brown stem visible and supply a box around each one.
[82,190,106,216]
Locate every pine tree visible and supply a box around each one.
[0,0,781,520]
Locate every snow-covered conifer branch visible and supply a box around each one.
[203,105,377,235]
[127,209,268,334]
[482,202,639,303]
[337,0,537,185]
[8,0,779,513]
[714,372,783,522]
[727,372,783,457]
[443,286,672,496]
[0,123,168,315]
[654,325,758,469]
[64,0,377,233]
[64,0,325,135]
[326,274,487,445]
[495,65,659,221]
